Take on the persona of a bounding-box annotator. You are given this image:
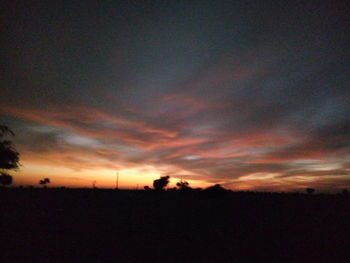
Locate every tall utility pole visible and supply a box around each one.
[116,172,119,190]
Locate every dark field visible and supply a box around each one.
[1,188,349,263]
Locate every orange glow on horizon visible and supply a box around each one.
[12,161,212,190]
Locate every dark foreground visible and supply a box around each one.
[1,188,349,263]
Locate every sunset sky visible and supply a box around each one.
[1,1,349,191]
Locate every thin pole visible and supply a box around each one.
[116,172,119,190]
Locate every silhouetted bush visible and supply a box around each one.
[39,178,51,188]
[153,175,170,191]
[176,179,192,190]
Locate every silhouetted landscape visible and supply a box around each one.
[1,187,350,263]
[1,124,350,262]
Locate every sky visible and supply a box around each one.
[1,0,349,191]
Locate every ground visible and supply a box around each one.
[1,188,349,263]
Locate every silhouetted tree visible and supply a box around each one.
[39,178,50,188]
[176,179,191,190]
[144,186,151,191]
[342,189,348,196]
[153,175,170,191]
[0,125,20,187]
[0,172,13,187]
[306,188,315,194]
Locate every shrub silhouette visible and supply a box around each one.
[0,125,20,186]
[39,178,51,188]
[176,179,191,190]
[153,176,170,191]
